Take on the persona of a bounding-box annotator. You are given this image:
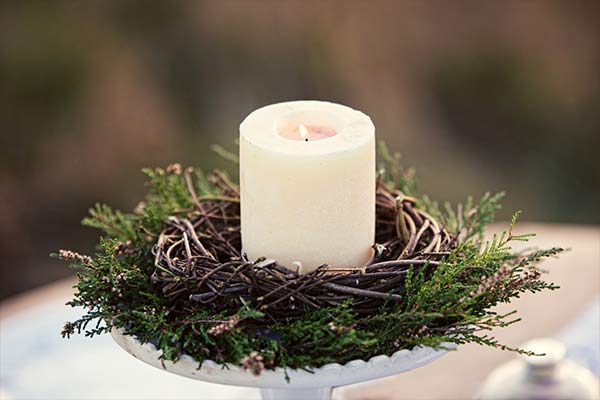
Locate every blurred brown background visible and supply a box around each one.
[1,0,599,300]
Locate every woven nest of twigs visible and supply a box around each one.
[151,174,456,321]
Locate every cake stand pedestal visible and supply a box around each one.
[112,328,451,400]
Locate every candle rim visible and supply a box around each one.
[240,100,375,157]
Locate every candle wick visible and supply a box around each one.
[305,138,308,142]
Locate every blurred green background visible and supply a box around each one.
[1,0,599,300]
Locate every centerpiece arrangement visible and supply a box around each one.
[57,101,562,398]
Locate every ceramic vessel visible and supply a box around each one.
[477,338,599,400]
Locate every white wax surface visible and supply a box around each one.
[239,101,375,273]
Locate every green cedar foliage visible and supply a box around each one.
[55,144,562,371]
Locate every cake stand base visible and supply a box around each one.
[260,387,331,400]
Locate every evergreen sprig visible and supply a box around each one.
[55,147,563,373]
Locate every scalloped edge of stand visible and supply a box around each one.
[111,328,452,389]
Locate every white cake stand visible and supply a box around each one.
[112,328,451,400]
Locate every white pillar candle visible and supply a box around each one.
[239,100,375,273]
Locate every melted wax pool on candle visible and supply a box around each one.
[278,124,338,142]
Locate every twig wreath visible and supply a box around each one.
[57,144,562,375]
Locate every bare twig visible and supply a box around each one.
[152,178,455,320]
